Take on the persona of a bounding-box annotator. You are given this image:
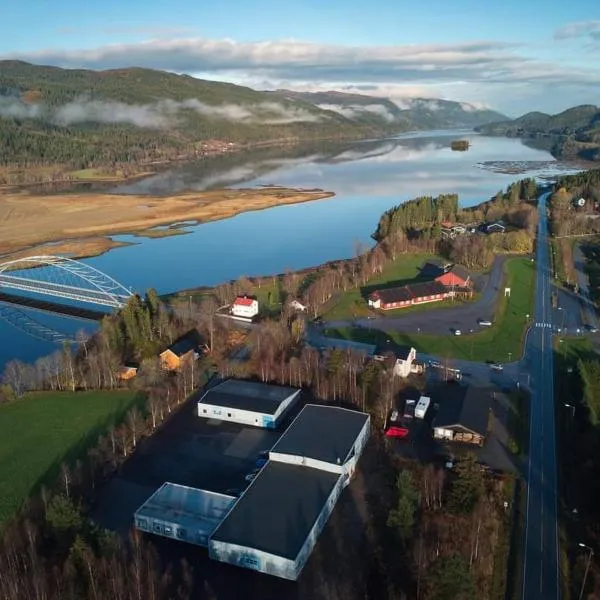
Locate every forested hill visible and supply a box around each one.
[273,89,507,130]
[0,61,390,170]
[475,105,600,162]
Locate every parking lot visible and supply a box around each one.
[92,390,304,533]
[387,377,519,474]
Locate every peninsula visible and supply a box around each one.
[0,186,334,258]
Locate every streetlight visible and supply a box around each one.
[565,403,575,418]
[508,352,512,363]
[578,542,594,600]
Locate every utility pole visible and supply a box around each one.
[578,542,594,600]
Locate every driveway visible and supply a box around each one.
[326,255,508,334]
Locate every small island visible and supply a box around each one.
[451,140,471,151]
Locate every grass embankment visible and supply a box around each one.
[323,253,449,320]
[0,186,334,257]
[0,390,142,525]
[581,239,600,304]
[554,336,598,598]
[325,257,535,362]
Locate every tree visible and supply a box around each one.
[423,554,476,600]
[447,453,484,514]
[387,470,419,544]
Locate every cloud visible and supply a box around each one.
[317,103,396,122]
[3,36,600,114]
[554,20,600,41]
[0,96,322,127]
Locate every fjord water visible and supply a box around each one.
[2,130,578,371]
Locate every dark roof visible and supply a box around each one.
[166,329,203,357]
[372,280,448,304]
[394,344,414,361]
[486,222,506,231]
[420,260,447,278]
[432,386,491,436]
[270,404,369,465]
[211,462,340,559]
[196,379,299,415]
[447,265,471,282]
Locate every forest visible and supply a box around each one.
[0,61,393,173]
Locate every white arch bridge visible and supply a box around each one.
[0,255,133,309]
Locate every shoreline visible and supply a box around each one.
[0,186,335,261]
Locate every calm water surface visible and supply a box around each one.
[1,130,581,371]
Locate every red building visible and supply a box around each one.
[368,281,450,310]
[435,265,471,289]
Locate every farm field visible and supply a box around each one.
[0,390,142,524]
[325,257,535,362]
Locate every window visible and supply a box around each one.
[177,528,187,539]
[135,518,148,530]
[227,412,232,418]
[202,409,207,414]
[164,525,172,535]
[243,556,260,568]
[152,522,162,533]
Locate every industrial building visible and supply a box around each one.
[196,379,301,429]
[134,404,370,581]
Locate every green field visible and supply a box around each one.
[323,253,447,320]
[324,257,535,362]
[0,390,142,524]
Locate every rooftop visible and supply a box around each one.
[315,337,377,356]
[196,379,300,415]
[372,280,448,304]
[234,296,257,306]
[270,404,369,465]
[165,329,202,357]
[432,386,491,436]
[210,461,341,559]
[437,264,471,283]
[135,483,235,544]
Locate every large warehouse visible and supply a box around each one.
[134,403,370,581]
[196,379,301,429]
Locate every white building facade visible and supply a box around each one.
[231,296,259,318]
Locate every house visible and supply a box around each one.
[159,330,203,371]
[440,222,467,238]
[119,364,138,381]
[420,259,452,278]
[374,345,417,378]
[435,265,471,289]
[485,222,506,234]
[432,386,491,446]
[231,295,259,319]
[288,299,307,312]
[368,281,450,310]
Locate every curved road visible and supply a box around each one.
[326,255,508,334]
[522,191,559,599]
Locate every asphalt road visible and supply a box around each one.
[326,255,508,334]
[522,192,560,599]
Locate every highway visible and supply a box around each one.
[522,191,560,599]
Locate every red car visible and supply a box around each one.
[385,426,409,439]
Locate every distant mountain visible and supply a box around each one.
[273,90,507,130]
[475,105,600,161]
[0,61,507,174]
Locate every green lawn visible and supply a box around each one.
[324,257,535,362]
[0,390,142,524]
[323,252,446,320]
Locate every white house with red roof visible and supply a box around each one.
[231,295,259,319]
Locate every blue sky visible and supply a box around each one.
[1,0,599,114]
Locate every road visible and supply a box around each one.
[522,191,560,599]
[325,255,507,334]
[573,242,599,330]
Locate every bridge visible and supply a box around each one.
[0,255,133,309]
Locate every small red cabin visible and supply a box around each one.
[385,426,409,439]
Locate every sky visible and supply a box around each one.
[1,0,599,115]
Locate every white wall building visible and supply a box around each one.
[196,379,301,429]
[134,483,235,547]
[289,299,307,312]
[231,296,259,319]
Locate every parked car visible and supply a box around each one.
[586,325,599,333]
[385,426,409,439]
[478,319,492,327]
[390,409,399,422]
[490,364,504,371]
[454,329,462,336]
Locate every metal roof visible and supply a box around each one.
[270,404,369,465]
[196,379,300,415]
[210,462,341,559]
[432,386,491,437]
